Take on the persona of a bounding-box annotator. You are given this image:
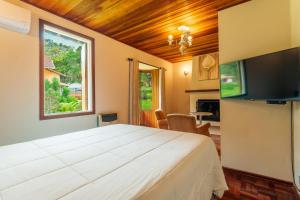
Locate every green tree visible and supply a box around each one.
[44,78,60,114]
[44,39,82,84]
[139,72,153,110]
[44,77,82,114]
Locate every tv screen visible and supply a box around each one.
[220,47,300,100]
[220,61,246,98]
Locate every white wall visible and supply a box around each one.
[219,0,294,181]
[0,0,173,145]
[290,0,300,48]
[170,61,192,114]
[290,0,300,188]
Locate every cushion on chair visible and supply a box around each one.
[155,109,169,129]
[155,109,166,120]
[167,114,210,136]
[157,119,168,130]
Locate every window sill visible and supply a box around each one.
[40,111,95,120]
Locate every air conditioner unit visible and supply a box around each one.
[97,113,118,127]
[0,0,31,34]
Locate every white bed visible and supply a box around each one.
[0,124,228,200]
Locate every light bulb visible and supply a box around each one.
[167,34,173,45]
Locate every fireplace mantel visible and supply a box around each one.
[185,89,220,93]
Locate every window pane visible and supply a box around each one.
[41,22,94,118]
[140,72,153,110]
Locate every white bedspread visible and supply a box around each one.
[0,124,227,200]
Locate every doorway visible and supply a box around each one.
[139,63,159,127]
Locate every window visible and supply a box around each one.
[139,71,153,110]
[39,20,95,120]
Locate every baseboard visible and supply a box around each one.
[223,167,300,199]
[223,167,294,185]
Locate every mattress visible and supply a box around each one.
[0,124,228,200]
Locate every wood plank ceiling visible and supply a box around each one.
[22,0,249,63]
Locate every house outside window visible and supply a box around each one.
[39,20,95,120]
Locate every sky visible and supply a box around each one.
[44,29,84,49]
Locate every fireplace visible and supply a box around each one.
[196,99,220,122]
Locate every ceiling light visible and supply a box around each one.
[167,26,192,55]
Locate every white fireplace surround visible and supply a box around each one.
[189,91,221,128]
[188,55,221,130]
[189,92,220,112]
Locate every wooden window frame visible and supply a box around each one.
[39,19,95,120]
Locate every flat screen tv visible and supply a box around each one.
[220,47,300,101]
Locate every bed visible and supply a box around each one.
[0,124,228,200]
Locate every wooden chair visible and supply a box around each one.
[167,114,211,136]
[155,109,168,130]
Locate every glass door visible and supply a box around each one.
[139,63,159,127]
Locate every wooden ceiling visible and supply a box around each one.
[22,0,249,63]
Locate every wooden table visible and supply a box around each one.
[190,112,213,125]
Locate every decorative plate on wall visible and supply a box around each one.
[198,52,219,81]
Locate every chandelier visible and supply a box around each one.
[167,25,193,55]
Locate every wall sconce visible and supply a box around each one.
[183,69,189,76]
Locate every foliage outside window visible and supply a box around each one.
[139,72,153,110]
[40,20,95,119]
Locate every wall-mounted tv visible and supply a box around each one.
[220,47,300,101]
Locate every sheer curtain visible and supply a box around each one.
[128,59,140,125]
[152,69,159,111]
[159,68,167,112]
[128,59,166,125]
